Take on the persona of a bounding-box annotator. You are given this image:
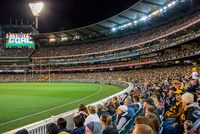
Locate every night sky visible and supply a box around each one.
[0,0,139,33]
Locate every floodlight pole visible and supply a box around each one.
[29,2,44,30]
[35,16,39,29]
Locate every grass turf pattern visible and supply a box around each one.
[0,82,124,133]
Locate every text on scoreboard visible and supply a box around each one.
[6,33,35,47]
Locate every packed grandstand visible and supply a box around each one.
[0,0,200,134]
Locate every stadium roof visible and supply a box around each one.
[31,0,198,41]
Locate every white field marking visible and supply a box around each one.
[0,85,103,126]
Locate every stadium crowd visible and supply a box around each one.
[27,44,200,72]
[32,11,200,58]
[14,64,200,134]
[32,27,200,65]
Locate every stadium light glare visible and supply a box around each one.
[140,16,148,21]
[29,2,44,29]
[134,20,138,25]
[110,0,182,32]
[112,27,117,32]
[49,38,56,42]
[159,8,164,13]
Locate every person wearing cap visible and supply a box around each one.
[115,105,131,130]
[85,121,104,134]
[143,98,160,121]
[164,89,183,119]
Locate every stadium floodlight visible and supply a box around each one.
[29,2,44,29]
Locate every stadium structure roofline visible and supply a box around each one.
[31,0,196,42]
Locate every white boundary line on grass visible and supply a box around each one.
[0,85,103,126]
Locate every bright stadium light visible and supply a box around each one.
[140,16,148,21]
[29,2,44,29]
[112,27,117,32]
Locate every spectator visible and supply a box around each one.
[115,105,131,130]
[100,114,118,134]
[46,123,59,134]
[78,104,88,120]
[145,113,160,133]
[132,124,155,134]
[84,106,100,125]
[57,118,71,134]
[135,116,156,133]
[72,114,85,134]
[124,96,135,117]
[85,121,104,134]
[96,104,110,117]
[15,129,29,134]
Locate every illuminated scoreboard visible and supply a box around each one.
[5,33,35,47]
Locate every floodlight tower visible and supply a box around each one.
[29,2,44,29]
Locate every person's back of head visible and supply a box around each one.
[46,123,59,134]
[135,116,156,133]
[57,118,67,129]
[124,96,132,106]
[87,105,96,114]
[145,113,160,133]
[73,114,85,128]
[86,121,104,134]
[132,124,155,134]
[100,114,111,127]
[145,106,158,115]
[79,103,88,114]
[15,129,29,134]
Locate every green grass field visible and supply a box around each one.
[0,82,124,133]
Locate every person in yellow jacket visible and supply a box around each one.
[165,89,183,119]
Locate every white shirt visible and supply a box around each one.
[192,72,199,80]
[84,114,100,125]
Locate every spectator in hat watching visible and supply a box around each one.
[143,98,160,120]
[165,89,183,119]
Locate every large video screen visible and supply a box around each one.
[5,33,35,47]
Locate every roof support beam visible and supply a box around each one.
[86,27,101,34]
[118,15,134,21]
[53,33,62,39]
[129,9,148,15]
[96,24,110,30]
[64,32,74,38]
[107,20,121,25]
[75,30,88,37]
[142,0,163,7]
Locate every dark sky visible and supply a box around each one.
[0,0,139,33]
